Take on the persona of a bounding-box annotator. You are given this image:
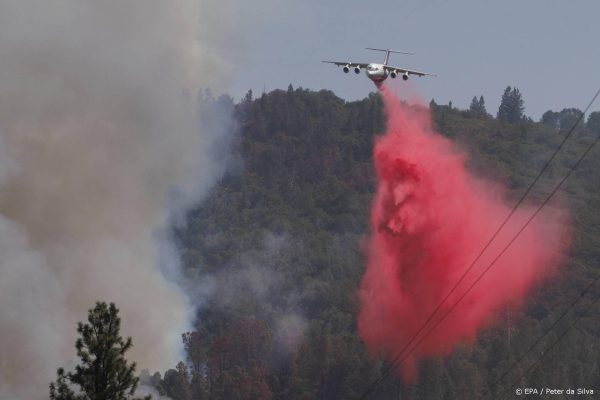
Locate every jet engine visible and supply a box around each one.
[354,66,361,74]
[343,65,350,73]
[402,72,409,80]
[390,70,397,78]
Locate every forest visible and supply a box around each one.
[137,85,600,399]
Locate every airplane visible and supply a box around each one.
[322,48,435,87]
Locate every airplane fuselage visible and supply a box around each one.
[365,63,387,84]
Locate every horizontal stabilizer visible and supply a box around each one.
[365,47,414,56]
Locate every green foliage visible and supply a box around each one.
[158,86,600,399]
[158,362,193,400]
[587,111,600,134]
[50,302,150,400]
[497,86,525,123]
[541,108,585,132]
[541,109,559,128]
[469,95,487,117]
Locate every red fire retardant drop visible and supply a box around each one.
[358,87,570,381]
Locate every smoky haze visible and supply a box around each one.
[0,1,237,398]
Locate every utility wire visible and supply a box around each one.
[372,93,600,395]
[358,87,600,399]
[487,273,600,397]
[499,290,600,400]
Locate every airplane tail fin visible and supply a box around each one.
[365,48,414,65]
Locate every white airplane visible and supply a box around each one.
[322,48,435,87]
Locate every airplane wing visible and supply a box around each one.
[383,65,436,77]
[322,61,370,68]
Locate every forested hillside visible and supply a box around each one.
[146,86,600,399]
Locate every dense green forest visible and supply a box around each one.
[143,86,600,399]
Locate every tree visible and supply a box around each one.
[588,111,600,134]
[242,89,253,104]
[541,110,559,128]
[207,318,273,400]
[181,331,209,399]
[497,86,525,123]
[541,108,585,132]
[497,86,511,121]
[469,96,479,112]
[182,331,207,375]
[160,362,192,400]
[469,95,487,116]
[49,302,150,400]
[170,87,600,399]
[557,108,584,131]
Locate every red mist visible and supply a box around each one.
[358,86,570,381]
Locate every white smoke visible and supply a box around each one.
[0,1,240,398]
[197,232,310,354]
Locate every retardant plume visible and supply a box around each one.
[0,1,234,398]
[358,86,570,381]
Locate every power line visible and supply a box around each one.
[373,91,600,394]
[360,87,600,398]
[487,273,600,397]
[498,290,600,400]
[358,87,600,399]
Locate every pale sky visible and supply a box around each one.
[226,0,599,120]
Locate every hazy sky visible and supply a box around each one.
[228,0,599,119]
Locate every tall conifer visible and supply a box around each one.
[50,302,151,400]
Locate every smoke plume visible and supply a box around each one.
[191,232,309,354]
[0,1,235,398]
[358,87,570,380]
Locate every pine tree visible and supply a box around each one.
[242,89,253,103]
[497,86,525,123]
[497,86,512,121]
[509,87,525,122]
[49,302,151,400]
[478,95,487,115]
[469,96,480,113]
[469,95,487,116]
[429,98,437,109]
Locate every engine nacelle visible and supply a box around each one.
[402,72,409,81]
[343,65,350,73]
[390,70,397,79]
[354,66,361,74]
